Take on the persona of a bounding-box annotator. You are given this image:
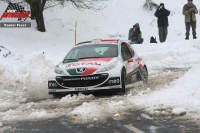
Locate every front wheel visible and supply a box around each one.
[52,93,64,98]
[120,69,126,94]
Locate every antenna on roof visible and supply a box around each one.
[75,21,77,46]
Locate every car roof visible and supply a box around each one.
[76,39,121,46]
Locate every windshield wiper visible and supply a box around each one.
[63,59,79,62]
[78,57,104,59]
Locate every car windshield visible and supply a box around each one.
[64,44,118,60]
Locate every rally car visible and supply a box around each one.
[48,39,148,97]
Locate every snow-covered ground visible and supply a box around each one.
[1,0,200,129]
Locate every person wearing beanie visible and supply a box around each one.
[183,0,198,40]
[128,23,144,44]
[154,3,170,43]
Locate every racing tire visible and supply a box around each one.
[120,69,126,94]
[53,93,63,98]
[142,67,148,86]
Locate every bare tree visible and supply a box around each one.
[24,0,46,32]
[60,0,104,11]
[43,0,104,10]
[143,0,158,11]
[26,0,104,32]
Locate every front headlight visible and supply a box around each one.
[54,65,66,75]
[97,61,118,73]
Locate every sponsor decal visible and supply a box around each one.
[93,77,120,87]
[63,78,80,81]
[49,83,57,87]
[108,79,120,85]
[63,76,99,81]
[49,81,64,89]
[80,76,99,80]
[66,62,101,67]
[75,88,88,91]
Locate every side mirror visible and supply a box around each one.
[128,58,133,63]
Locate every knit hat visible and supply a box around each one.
[133,23,140,28]
[160,3,164,7]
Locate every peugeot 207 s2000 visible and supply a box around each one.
[48,39,148,97]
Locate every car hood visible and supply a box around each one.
[60,57,116,75]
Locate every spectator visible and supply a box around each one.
[182,0,198,40]
[128,23,144,44]
[154,3,170,43]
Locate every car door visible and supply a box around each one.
[121,43,133,74]
[126,43,138,71]
[121,43,138,84]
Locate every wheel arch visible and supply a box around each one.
[121,66,126,76]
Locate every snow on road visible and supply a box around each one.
[1,0,200,130]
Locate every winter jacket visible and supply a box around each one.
[182,4,198,22]
[154,7,170,27]
[128,23,142,41]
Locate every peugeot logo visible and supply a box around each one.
[76,68,86,73]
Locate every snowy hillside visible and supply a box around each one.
[1,0,200,129]
[0,0,200,54]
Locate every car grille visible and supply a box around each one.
[56,74,108,87]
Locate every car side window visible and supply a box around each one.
[121,43,132,61]
[126,43,135,57]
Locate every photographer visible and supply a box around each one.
[182,0,198,40]
[154,3,170,43]
[128,23,144,44]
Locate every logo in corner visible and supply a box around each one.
[0,2,30,22]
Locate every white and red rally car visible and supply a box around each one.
[48,39,148,97]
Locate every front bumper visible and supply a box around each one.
[48,76,121,94]
[48,85,121,94]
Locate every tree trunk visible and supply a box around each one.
[25,0,46,32]
[36,10,46,32]
[30,3,36,20]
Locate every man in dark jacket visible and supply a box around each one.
[154,3,170,43]
[182,0,198,40]
[128,23,144,44]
